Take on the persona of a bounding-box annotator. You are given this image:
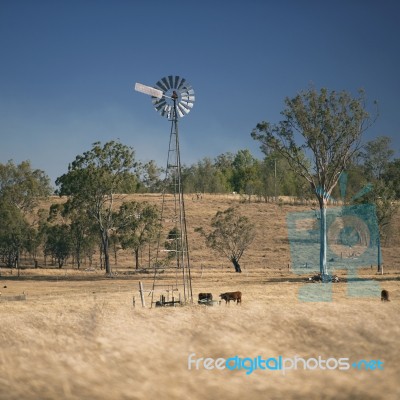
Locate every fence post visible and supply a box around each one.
[139,281,145,308]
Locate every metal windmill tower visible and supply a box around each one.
[135,76,195,306]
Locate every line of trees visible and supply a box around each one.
[1,89,399,276]
[179,144,400,205]
[0,144,161,274]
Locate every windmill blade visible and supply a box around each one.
[168,75,174,89]
[178,102,190,116]
[180,92,195,105]
[135,83,163,99]
[173,75,180,89]
[153,99,167,112]
[181,101,194,109]
[155,79,169,93]
[161,76,171,90]
[177,78,187,90]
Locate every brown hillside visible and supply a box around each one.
[21,193,400,281]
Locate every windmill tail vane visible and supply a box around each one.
[134,82,163,99]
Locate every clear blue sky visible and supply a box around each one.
[1,0,399,185]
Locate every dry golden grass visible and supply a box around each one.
[1,194,400,399]
[1,276,399,400]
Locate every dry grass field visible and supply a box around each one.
[1,194,399,400]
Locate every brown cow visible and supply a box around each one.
[219,291,242,305]
[381,289,390,302]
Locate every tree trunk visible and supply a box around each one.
[135,248,140,270]
[377,236,382,274]
[231,257,242,273]
[76,244,81,269]
[16,251,20,278]
[318,197,329,281]
[104,248,110,274]
[99,245,103,270]
[113,240,118,265]
[101,232,111,274]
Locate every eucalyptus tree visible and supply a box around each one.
[116,201,160,269]
[44,224,72,268]
[141,160,163,192]
[361,136,394,180]
[0,160,51,271]
[0,160,51,213]
[231,149,261,202]
[0,202,31,270]
[356,136,398,272]
[182,157,231,194]
[382,158,400,199]
[252,88,376,280]
[48,202,98,269]
[55,141,139,274]
[195,207,255,273]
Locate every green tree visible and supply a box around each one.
[0,160,52,213]
[195,207,255,273]
[352,180,398,273]
[257,152,310,201]
[361,136,394,180]
[44,224,72,268]
[252,88,376,280]
[0,202,31,272]
[116,201,160,269]
[53,202,99,269]
[141,160,163,192]
[0,160,51,273]
[355,136,398,272]
[55,141,138,274]
[231,149,260,201]
[382,158,400,199]
[182,157,232,194]
[215,152,234,192]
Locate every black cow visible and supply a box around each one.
[381,289,390,302]
[198,293,213,304]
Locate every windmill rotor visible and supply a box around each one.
[135,75,195,119]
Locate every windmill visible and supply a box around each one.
[135,76,195,306]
